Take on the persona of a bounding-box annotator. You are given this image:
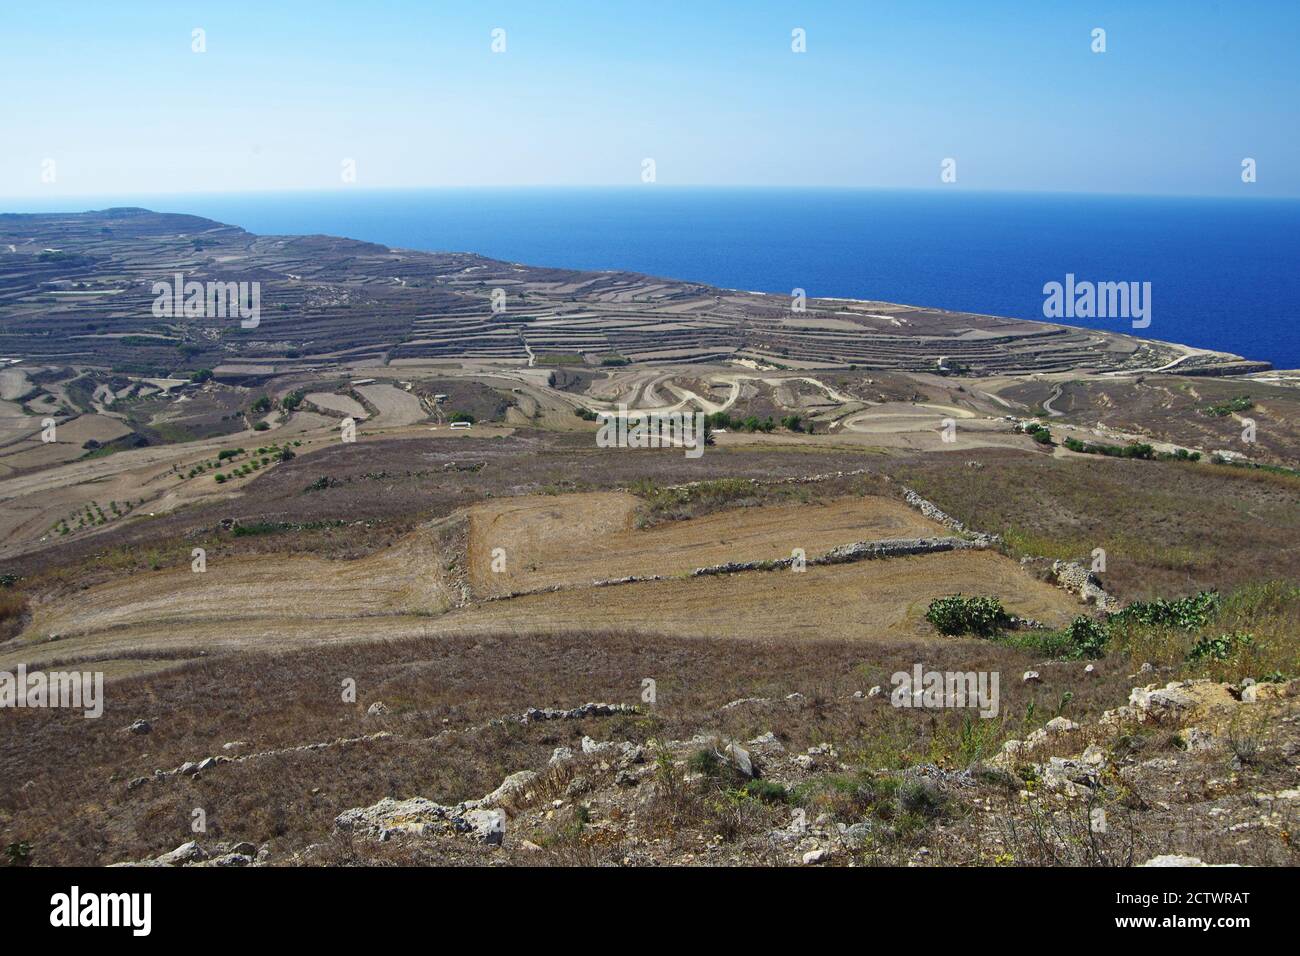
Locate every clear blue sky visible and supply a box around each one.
[2,0,1297,198]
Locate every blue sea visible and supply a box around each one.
[7,188,1298,369]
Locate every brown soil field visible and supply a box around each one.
[17,522,460,648]
[454,548,1081,641]
[354,383,426,426]
[305,392,368,419]
[2,487,1079,673]
[466,491,947,596]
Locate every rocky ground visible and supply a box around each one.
[114,676,1299,868]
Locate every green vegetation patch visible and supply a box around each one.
[1202,395,1254,417]
[925,595,1012,637]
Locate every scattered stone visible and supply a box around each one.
[1049,560,1115,610]
[471,769,537,811]
[1023,671,1041,684]
[1182,727,1219,753]
[724,742,754,778]
[801,848,828,865]
[365,701,389,717]
[720,697,766,711]
[614,769,638,787]
[1045,717,1079,734]
[127,719,152,735]
[523,702,638,722]
[770,808,809,843]
[842,821,873,846]
[464,808,505,846]
[157,841,206,866]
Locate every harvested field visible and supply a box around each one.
[305,392,368,419]
[0,368,31,401]
[2,489,1076,669]
[17,523,460,647]
[50,413,133,445]
[466,491,947,596]
[452,549,1082,640]
[354,382,426,426]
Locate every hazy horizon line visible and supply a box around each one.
[3,184,1296,207]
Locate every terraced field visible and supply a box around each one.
[1,209,1267,377]
[465,492,946,596]
[0,489,1080,671]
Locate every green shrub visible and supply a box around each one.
[925,594,1011,637]
[1113,590,1220,629]
[687,748,721,776]
[1187,631,1254,664]
[1065,615,1110,659]
[1203,396,1253,417]
[742,779,789,804]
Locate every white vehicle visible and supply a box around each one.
[449,420,473,429]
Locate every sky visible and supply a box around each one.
[2,0,1298,199]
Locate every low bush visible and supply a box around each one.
[926,594,1011,637]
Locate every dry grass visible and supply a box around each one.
[896,450,1300,600]
[0,627,1132,866]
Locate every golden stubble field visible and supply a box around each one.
[3,490,1082,674]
